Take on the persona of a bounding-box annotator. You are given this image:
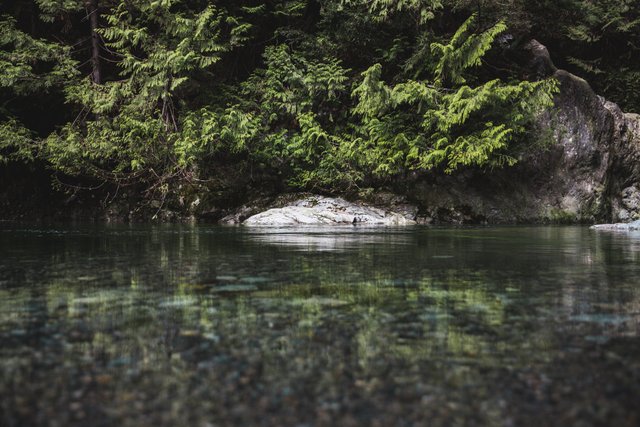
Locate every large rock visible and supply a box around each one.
[406,40,640,224]
[243,195,416,226]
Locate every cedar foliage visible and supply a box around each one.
[1,0,635,205]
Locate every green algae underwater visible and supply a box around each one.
[1,224,639,426]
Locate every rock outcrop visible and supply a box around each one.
[242,195,416,226]
[405,40,640,224]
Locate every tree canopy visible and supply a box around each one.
[1,0,637,206]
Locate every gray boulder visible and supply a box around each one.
[243,196,416,226]
[590,220,640,231]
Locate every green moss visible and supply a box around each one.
[547,208,578,224]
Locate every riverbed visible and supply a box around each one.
[1,225,639,426]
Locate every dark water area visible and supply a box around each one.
[1,225,639,426]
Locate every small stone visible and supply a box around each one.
[95,374,112,385]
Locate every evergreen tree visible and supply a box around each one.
[0,14,79,163]
[42,0,250,195]
[6,0,636,211]
[226,12,557,190]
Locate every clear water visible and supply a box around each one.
[1,225,639,426]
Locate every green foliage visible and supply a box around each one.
[93,0,241,116]
[0,17,78,94]
[44,0,251,185]
[0,16,79,163]
[351,64,390,117]
[223,14,558,189]
[2,0,571,200]
[341,15,557,183]
[243,44,349,120]
[351,68,557,175]
[232,44,356,188]
[445,0,640,112]
[562,0,640,112]
[35,0,82,22]
[431,14,507,86]
[174,107,259,167]
[341,0,443,24]
[0,119,34,163]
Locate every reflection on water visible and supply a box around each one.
[242,226,415,251]
[1,225,640,426]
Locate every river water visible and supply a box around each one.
[1,225,639,426]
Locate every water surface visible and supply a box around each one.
[1,225,639,426]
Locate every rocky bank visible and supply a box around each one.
[218,40,640,226]
[2,42,638,225]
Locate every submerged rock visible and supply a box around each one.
[243,195,416,226]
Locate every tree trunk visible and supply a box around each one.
[88,0,101,84]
